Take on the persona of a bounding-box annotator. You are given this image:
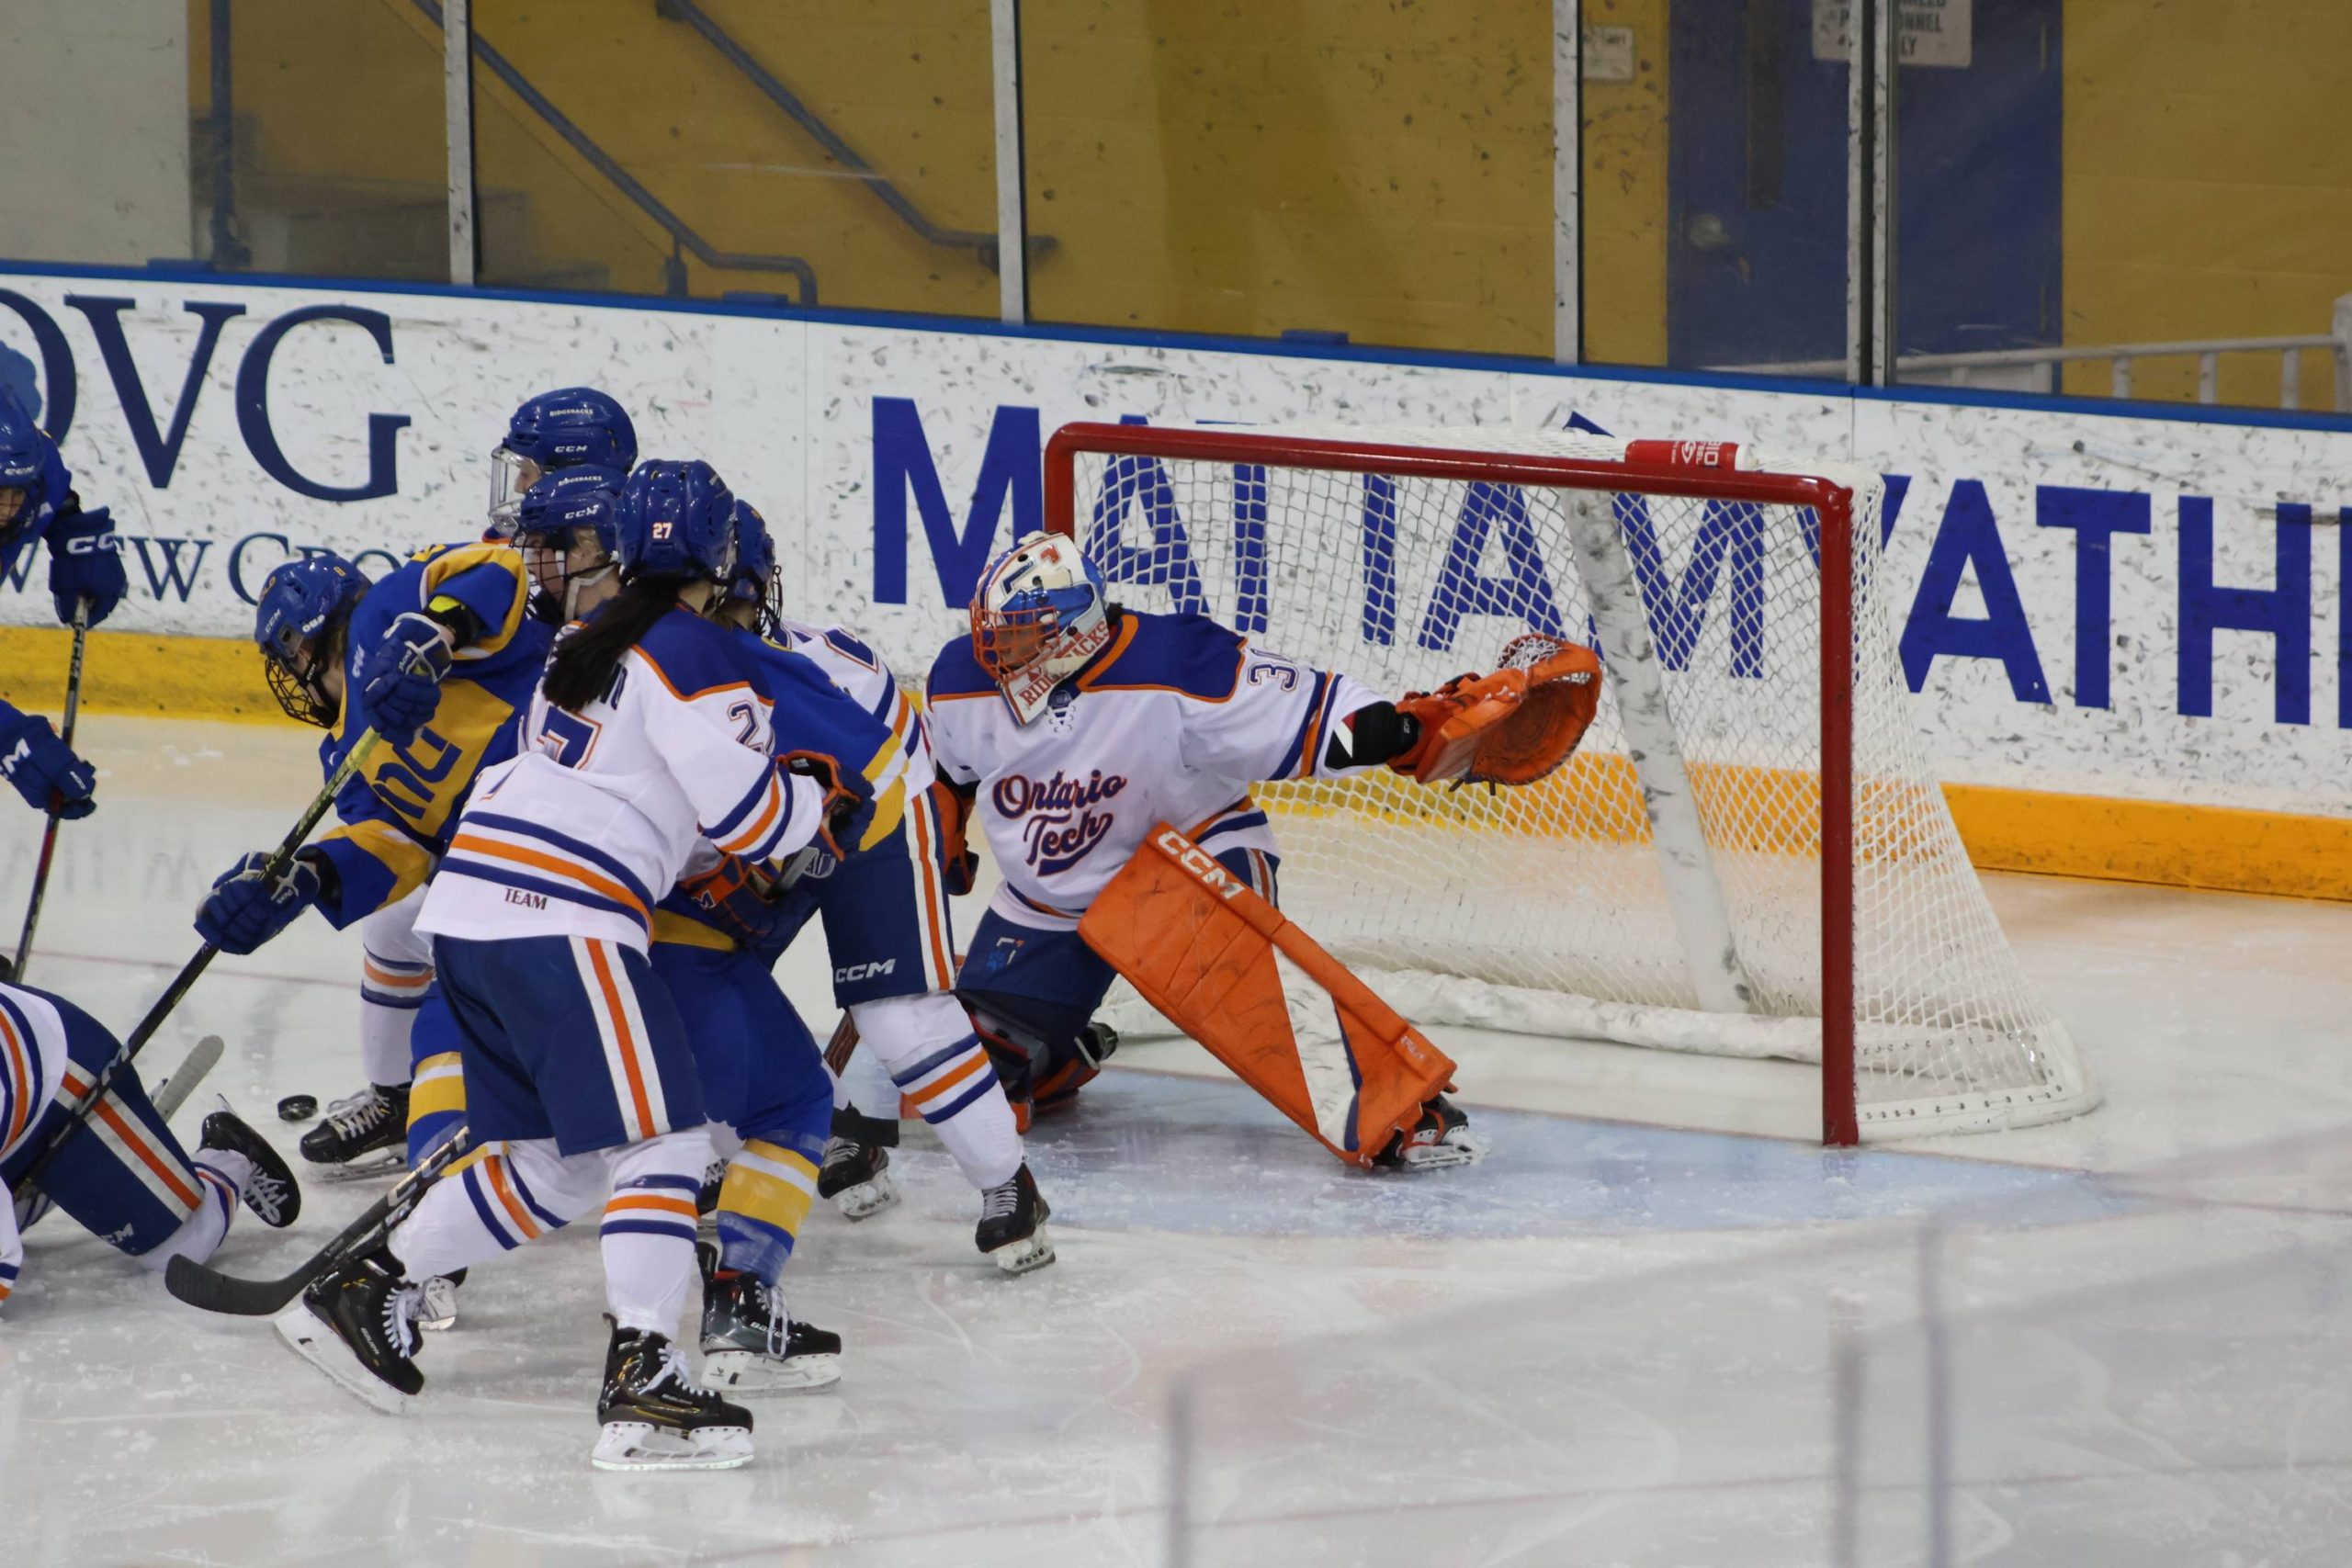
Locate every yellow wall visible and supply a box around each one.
[2061,0,2352,406]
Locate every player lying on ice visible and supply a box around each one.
[266,459,877,1471]
[835,529,1601,1172]
[710,502,1055,1269]
[0,385,127,829]
[0,976,299,1314]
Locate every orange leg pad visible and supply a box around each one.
[1077,823,1456,1168]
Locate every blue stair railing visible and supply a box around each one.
[413,0,819,302]
[652,0,1052,275]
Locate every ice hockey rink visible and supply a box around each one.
[0,715,2345,1568]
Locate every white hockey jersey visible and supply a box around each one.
[774,615,933,794]
[924,610,1385,933]
[418,605,827,952]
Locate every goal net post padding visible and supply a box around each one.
[1039,421,2095,1145]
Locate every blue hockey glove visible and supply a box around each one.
[46,505,126,626]
[357,611,456,747]
[196,850,325,954]
[782,750,876,863]
[0,709,96,818]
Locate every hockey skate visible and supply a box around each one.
[976,1162,1054,1275]
[274,1247,424,1416]
[198,1106,301,1227]
[695,1242,842,1393]
[594,1320,753,1472]
[1374,1095,1486,1171]
[415,1269,465,1333]
[816,1134,900,1221]
[1032,1021,1118,1116]
[298,1082,409,1179]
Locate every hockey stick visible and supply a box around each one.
[16,1033,224,1235]
[10,730,384,1197]
[11,597,91,980]
[164,1123,470,1316]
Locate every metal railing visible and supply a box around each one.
[412,0,818,302]
[652,0,1049,276]
[1726,296,2352,412]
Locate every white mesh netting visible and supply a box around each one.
[1056,424,2094,1139]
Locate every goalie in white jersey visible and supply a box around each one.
[926,531,1511,1168]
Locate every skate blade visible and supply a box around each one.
[273,1301,416,1416]
[827,1172,901,1223]
[592,1421,752,1472]
[988,1225,1057,1276]
[701,1348,842,1393]
[302,1151,408,1182]
[1393,1131,1487,1171]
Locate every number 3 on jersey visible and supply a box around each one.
[538,706,603,768]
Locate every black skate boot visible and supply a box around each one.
[274,1247,424,1415]
[198,1105,301,1227]
[695,1242,842,1393]
[298,1082,409,1177]
[1374,1094,1486,1171]
[594,1318,754,1471]
[695,1154,728,1220]
[976,1162,1054,1276]
[816,1106,900,1221]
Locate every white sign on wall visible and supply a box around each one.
[0,266,2344,820]
[1814,0,1975,69]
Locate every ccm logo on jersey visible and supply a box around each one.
[835,960,897,983]
[1152,827,1247,901]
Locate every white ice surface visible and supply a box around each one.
[2,716,2349,1566]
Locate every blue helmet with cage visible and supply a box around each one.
[0,386,67,550]
[516,465,626,621]
[726,498,780,632]
[614,459,738,586]
[252,552,372,727]
[489,387,639,534]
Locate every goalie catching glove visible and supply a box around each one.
[1390,634,1602,786]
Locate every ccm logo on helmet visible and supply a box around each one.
[835,960,897,983]
[1153,827,1246,901]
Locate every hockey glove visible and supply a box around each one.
[357,611,457,748]
[0,708,96,818]
[196,850,327,954]
[932,776,981,896]
[781,750,876,863]
[1392,635,1603,786]
[684,853,806,954]
[46,504,127,627]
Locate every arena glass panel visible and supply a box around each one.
[1016,0,1555,356]
[1893,2,2352,413]
[469,0,1000,312]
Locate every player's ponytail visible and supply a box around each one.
[543,577,682,712]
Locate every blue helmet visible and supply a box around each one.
[0,386,66,549]
[489,387,639,534]
[514,464,625,621]
[615,460,737,585]
[253,553,372,728]
[726,498,780,632]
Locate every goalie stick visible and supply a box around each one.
[10,729,384,1199]
[17,1033,224,1235]
[164,1123,472,1316]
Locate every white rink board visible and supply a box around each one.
[0,266,2346,815]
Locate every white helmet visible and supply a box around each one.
[970,530,1113,724]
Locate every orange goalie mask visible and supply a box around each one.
[1077,824,1458,1168]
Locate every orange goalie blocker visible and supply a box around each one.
[1077,824,1458,1168]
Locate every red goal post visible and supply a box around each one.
[1040,421,2092,1146]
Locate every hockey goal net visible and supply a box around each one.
[1041,422,2094,1144]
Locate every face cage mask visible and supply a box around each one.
[729,562,783,638]
[264,633,341,728]
[486,446,546,536]
[522,530,619,624]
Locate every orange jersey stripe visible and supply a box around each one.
[363,959,432,989]
[93,1096,201,1210]
[907,801,955,984]
[908,1049,989,1107]
[605,1192,700,1218]
[0,1009,31,1148]
[716,776,784,856]
[450,834,651,923]
[481,1155,542,1241]
[584,940,657,1139]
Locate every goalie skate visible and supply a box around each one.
[594,1325,753,1472]
[1374,1095,1486,1172]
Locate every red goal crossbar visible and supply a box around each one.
[1042,422,1866,1145]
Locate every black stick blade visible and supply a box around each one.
[164,1251,315,1316]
